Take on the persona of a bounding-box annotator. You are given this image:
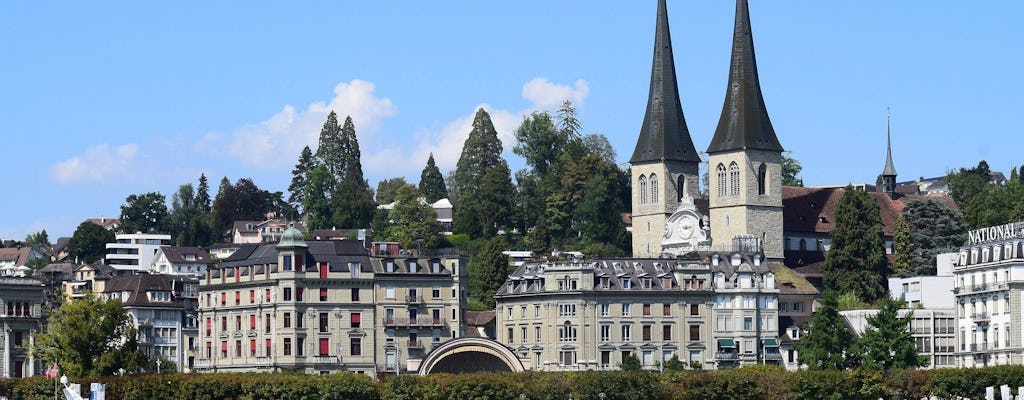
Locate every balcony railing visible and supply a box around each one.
[255,356,271,365]
[955,282,1008,295]
[195,358,212,368]
[405,294,424,303]
[382,317,448,327]
[972,313,990,323]
[970,343,990,353]
[314,355,339,364]
[764,351,783,361]
[408,340,423,349]
[714,351,739,361]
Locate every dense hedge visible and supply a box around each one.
[3,366,1024,400]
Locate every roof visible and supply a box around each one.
[881,116,897,176]
[218,240,371,273]
[85,218,120,230]
[769,263,818,295]
[0,247,35,265]
[707,0,784,154]
[36,263,76,279]
[629,0,700,164]
[232,221,260,233]
[311,229,357,240]
[464,310,496,326]
[102,274,184,308]
[783,186,912,236]
[158,246,209,264]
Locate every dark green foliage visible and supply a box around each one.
[287,145,315,214]
[210,177,275,238]
[782,154,803,187]
[303,166,334,230]
[858,298,926,370]
[663,355,685,372]
[947,160,1024,229]
[514,111,563,177]
[67,221,116,263]
[315,111,345,180]
[195,173,211,215]
[556,99,581,140]
[33,294,148,378]
[796,290,857,370]
[891,215,911,276]
[375,177,408,205]
[468,236,510,309]
[168,182,213,247]
[384,185,442,249]
[451,109,515,237]
[307,113,376,229]
[620,354,642,371]
[822,186,888,302]
[24,229,49,245]
[418,153,448,203]
[581,133,616,164]
[118,192,168,234]
[899,198,966,277]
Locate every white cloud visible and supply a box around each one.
[522,78,590,110]
[218,79,397,169]
[51,143,139,184]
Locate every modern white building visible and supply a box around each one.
[842,308,958,369]
[889,253,957,309]
[105,233,172,273]
[378,198,453,234]
[953,221,1024,367]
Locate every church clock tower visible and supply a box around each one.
[630,0,702,258]
[706,0,785,261]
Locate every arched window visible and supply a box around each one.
[716,164,727,197]
[729,162,740,196]
[638,175,648,204]
[757,163,767,195]
[650,173,659,204]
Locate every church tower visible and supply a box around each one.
[880,109,898,199]
[630,0,702,258]
[706,0,785,261]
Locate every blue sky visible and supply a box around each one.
[2,1,1022,240]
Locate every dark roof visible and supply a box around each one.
[35,263,76,280]
[311,228,357,240]
[629,0,700,164]
[232,221,260,233]
[465,310,496,326]
[159,246,209,264]
[218,240,371,273]
[881,117,897,176]
[783,186,957,237]
[0,247,34,264]
[85,218,120,229]
[102,274,184,308]
[707,0,784,154]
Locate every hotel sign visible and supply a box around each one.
[968,222,1024,245]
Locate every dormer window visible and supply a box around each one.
[730,254,742,266]
[642,278,653,289]
[148,291,171,302]
[432,261,441,273]
[385,261,396,273]
[185,254,196,261]
[613,262,623,271]
[408,260,418,273]
[620,278,632,289]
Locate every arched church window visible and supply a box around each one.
[650,174,659,204]
[729,162,740,196]
[716,164,727,197]
[639,175,648,204]
[757,163,767,195]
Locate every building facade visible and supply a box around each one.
[100,274,198,372]
[842,308,958,369]
[953,222,1024,367]
[105,233,172,273]
[195,227,466,374]
[0,276,45,378]
[152,246,210,278]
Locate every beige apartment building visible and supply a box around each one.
[195,227,466,374]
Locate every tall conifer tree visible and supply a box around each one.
[451,108,514,237]
[822,186,888,302]
[288,146,314,214]
[796,290,857,370]
[419,153,448,203]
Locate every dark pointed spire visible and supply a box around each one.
[881,108,897,177]
[707,0,784,154]
[630,0,701,164]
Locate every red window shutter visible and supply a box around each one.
[221,341,227,351]
[351,313,361,327]
[220,293,226,305]
[320,263,328,278]
[265,289,271,302]
[250,290,255,303]
[265,339,271,351]
[250,315,256,329]
[250,340,256,352]
[235,267,240,282]
[320,288,328,301]
[319,338,329,356]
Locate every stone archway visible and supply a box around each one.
[418,337,525,375]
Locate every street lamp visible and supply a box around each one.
[156,359,162,374]
[598,393,606,400]
[520,394,526,400]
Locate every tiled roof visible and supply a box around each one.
[159,246,209,264]
[465,310,495,326]
[102,274,184,308]
[217,240,371,273]
[85,218,120,229]
[783,186,956,236]
[0,247,33,264]
[769,263,818,295]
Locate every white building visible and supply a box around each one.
[842,308,958,369]
[953,222,1024,367]
[889,253,956,309]
[152,246,210,278]
[105,233,172,273]
[378,198,453,234]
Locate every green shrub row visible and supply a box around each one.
[2,366,1024,400]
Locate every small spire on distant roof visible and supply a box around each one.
[882,107,897,177]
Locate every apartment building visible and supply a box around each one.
[843,308,958,369]
[105,233,172,273]
[953,222,1024,367]
[0,276,45,378]
[195,227,466,374]
[495,251,786,371]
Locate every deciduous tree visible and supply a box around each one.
[24,229,49,246]
[385,185,441,249]
[119,192,168,234]
[782,154,803,187]
[34,294,149,378]
[67,222,115,263]
[376,177,409,205]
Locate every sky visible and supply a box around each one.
[2,1,1022,240]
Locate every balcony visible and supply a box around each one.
[195,358,212,368]
[382,317,448,328]
[972,313,990,323]
[764,351,783,361]
[408,340,423,349]
[255,356,271,366]
[405,294,424,304]
[955,282,1008,295]
[714,351,739,361]
[970,343,990,353]
[313,355,339,364]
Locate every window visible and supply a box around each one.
[689,325,700,341]
[432,286,441,299]
[642,325,652,341]
[205,318,212,336]
[601,304,610,317]
[716,163,727,197]
[265,289,271,302]
[535,326,541,343]
[221,316,227,331]
[621,325,632,341]
[558,304,577,317]
[744,317,753,330]
[639,175,648,204]
[318,338,329,356]
[296,311,304,328]
[650,173,659,204]
[560,351,576,366]
[507,328,514,344]
[235,291,240,305]
[729,162,740,196]
[757,163,767,195]
[283,312,291,328]
[350,338,362,356]
[283,255,292,271]
[690,304,699,316]
[297,337,305,356]
[250,339,256,356]
[559,322,577,342]
[319,313,329,332]
[283,288,292,301]
[320,262,329,279]
[283,338,292,356]
[643,304,651,316]
[221,341,228,357]
[350,312,361,328]
[663,325,672,341]
[265,314,271,333]
[663,303,672,316]
[385,286,395,299]
[249,290,255,304]
[620,278,632,289]
[319,288,328,302]
[249,315,256,330]
[621,303,631,317]
[601,351,611,367]
[601,325,611,341]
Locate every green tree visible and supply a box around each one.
[663,354,686,372]
[33,294,148,378]
[385,185,442,249]
[947,160,993,229]
[782,154,803,187]
[330,116,377,229]
[451,109,515,237]
[419,153,448,203]
[891,215,911,277]
[315,111,345,180]
[376,177,409,205]
[288,145,315,214]
[796,290,858,370]
[822,186,888,302]
[210,177,275,237]
[303,166,335,230]
[619,354,642,371]
[66,222,116,263]
[513,111,563,177]
[119,192,169,234]
[581,133,616,165]
[195,173,211,215]
[24,229,50,246]
[858,298,926,370]
[468,236,510,309]
[556,99,582,140]
[210,177,234,236]
[168,183,212,246]
[900,198,966,277]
